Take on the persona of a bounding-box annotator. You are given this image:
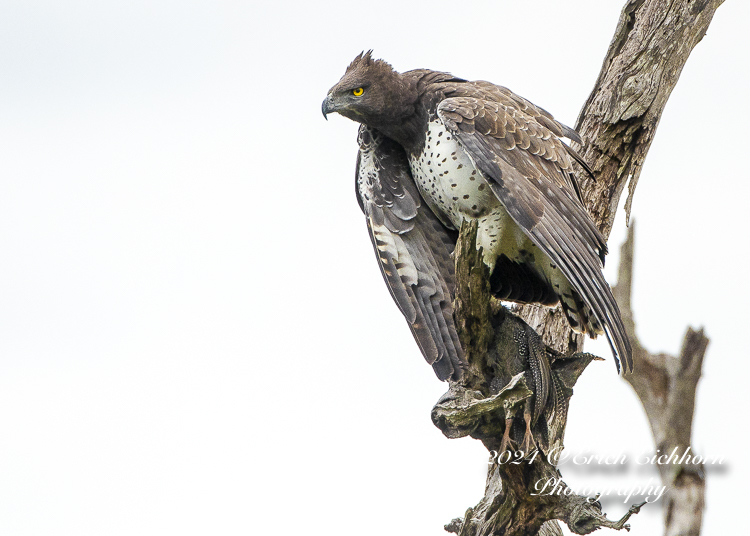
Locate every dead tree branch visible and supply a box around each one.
[613,222,708,536]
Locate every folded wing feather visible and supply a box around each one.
[355,125,465,381]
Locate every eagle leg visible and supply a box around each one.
[521,399,535,455]
[499,417,516,454]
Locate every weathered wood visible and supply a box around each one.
[613,223,708,536]
[438,0,723,534]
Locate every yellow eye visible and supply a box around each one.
[352,87,364,96]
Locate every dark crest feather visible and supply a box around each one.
[345,50,395,77]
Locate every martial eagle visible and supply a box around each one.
[323,52,632,381]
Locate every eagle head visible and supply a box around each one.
[322,51,415,129]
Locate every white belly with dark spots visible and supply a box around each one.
[408,119,531,270]
[408,119,497,229]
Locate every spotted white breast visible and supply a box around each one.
[408,119,536,272]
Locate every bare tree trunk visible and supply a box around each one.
[432,0,724,534]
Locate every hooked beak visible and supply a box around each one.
[321,94,335,120]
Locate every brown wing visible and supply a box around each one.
[437,97,632,373]
[355,125,465,381]
[445,81,593,202]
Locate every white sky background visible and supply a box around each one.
[0,0,747,534]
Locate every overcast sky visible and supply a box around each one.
[0,1,747,535]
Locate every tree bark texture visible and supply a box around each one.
[433,1,724,534]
